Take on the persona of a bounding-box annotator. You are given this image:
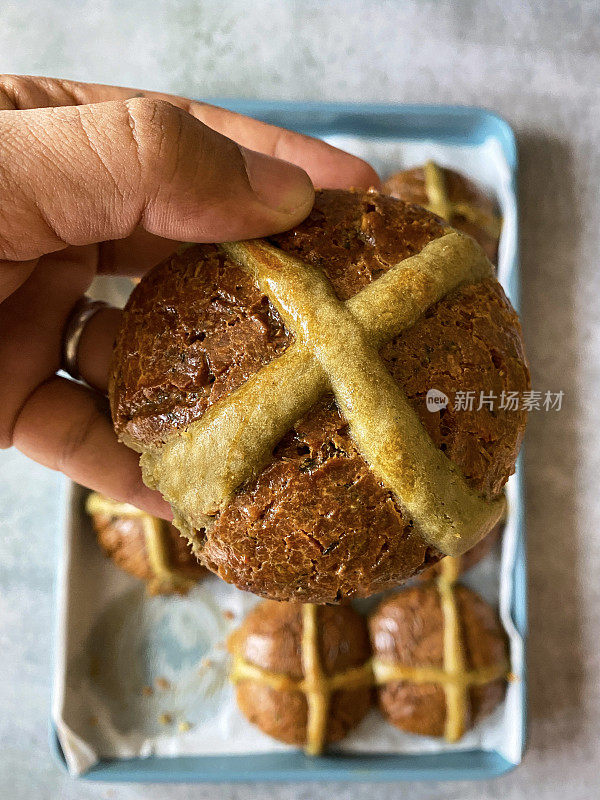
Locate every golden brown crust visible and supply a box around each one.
[109,189,529,602]
[369,584,508,738]
[206,235,503,560]
[229,601,372,747]
[109,244,293,450]
[200,276,527,602]
[383,165,500,263]
[91,510,205,591]
[110,192,447,449]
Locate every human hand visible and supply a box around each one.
[0,75,379,518]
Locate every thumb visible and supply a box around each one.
[0,97,315,262]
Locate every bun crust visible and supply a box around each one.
[110,190,528,602]
[369,585,508,738]
[229,601,372,747]
[91,509,205,592]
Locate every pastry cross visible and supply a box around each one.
[230,562,510,752]
[371,556,509,742]
[229,603,373,756]
[85,493,197,595]
[141,230,505,557]
[423,160,502,240]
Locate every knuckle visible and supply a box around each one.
[56,408,96,473]
[124,97,188,180]
[267,127,289,160]
[125,97,185,146]
[54,389,107,475]
[124,96,175,127]
[123,97,225,204]
[0,74,57,110]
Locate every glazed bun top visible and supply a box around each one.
[111,190,451,449]
[229,600,371,679]
[228,601,372,753]
[369,581,509,740]
[109,189,529,603]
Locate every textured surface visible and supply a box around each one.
[369,585,507,738]
[383,165,501,263]
[91,507,206,588]
[111,192,527,601]
[0,0,599,797]
[230,602,372,746]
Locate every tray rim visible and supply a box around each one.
[50,98,525,783]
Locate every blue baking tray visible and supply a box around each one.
[51,101,525,782]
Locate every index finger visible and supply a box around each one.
[0,75,380,190]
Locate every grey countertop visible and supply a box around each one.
[1,1,599,798]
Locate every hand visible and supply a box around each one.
[0,75,379,518]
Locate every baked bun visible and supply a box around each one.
[369,574,509,740]
[109,189,528,603]
[86,492,205,595]
[383,162,501,264]
[228,601,372,754]
[417,519,503,582]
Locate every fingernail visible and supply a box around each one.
[241,147,314,216]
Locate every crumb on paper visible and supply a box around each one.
[507,671,520,683]
[199,657,213,672]
[223,609,235,620]
[178,720,192,733]
[142,685,154,697]
[155,676,171,690]
[158,713,172,726]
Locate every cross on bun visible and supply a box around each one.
[86,493,205,595]
[228,601,372,753]
[369,580,509,740]
[109,189,528,603]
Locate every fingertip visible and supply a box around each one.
[294,141,381,191]
[315,155,381,191]
[241,146,315,221]
[349,159,382,191]
[128,484,174,521]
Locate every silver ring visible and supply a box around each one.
[61,298,108,381]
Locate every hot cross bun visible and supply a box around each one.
[86,492,205,595]
[369,567,509,741]
[109,190,528,603]
[228,600,372,754]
